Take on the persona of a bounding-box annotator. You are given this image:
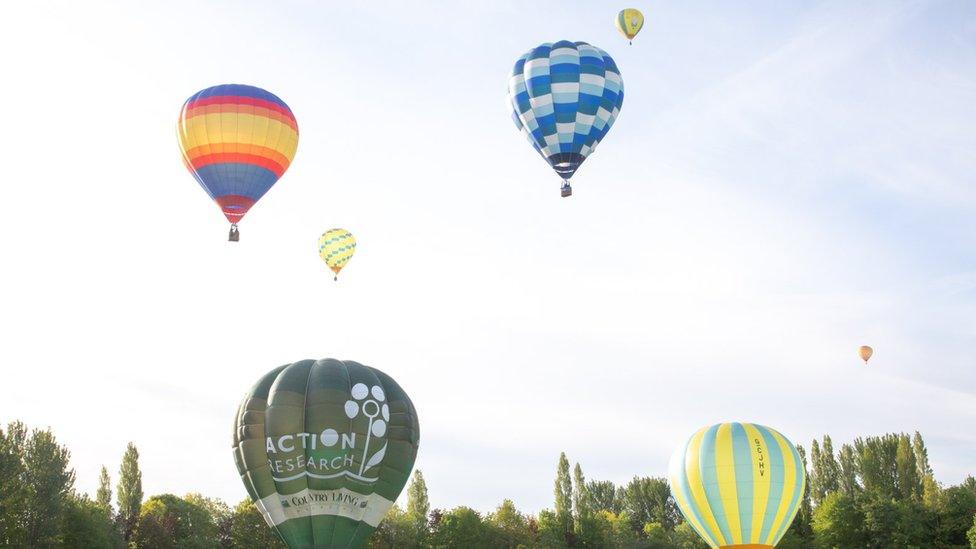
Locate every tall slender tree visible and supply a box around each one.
[895,434,921,501]
[554,453,574,542]
[789,444,813,539]
[572,463,591,526]
[838,444,859,498]
[95,466,112,513]
[116,442,143,542]
[819,436,841,495]
[406,469,431,542]
[809,439,825,505]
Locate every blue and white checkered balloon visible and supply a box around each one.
[507,40,624,196]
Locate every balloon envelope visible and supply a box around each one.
[507,41,624,193]
[318,229,357,279]
[859,345,873,363]
[177,84,299,225]
[233,359,419,548]
[669,422,806,549]
[615,8,645,41]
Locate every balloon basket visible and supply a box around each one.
[228,224,240,242]
[560,183,573,198]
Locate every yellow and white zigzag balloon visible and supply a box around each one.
[318,228,356,280]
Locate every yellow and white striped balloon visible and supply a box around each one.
[615,8,645,44]
[318,229,356,280]
[669,422,806,549]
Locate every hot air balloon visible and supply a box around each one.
[615,8,645,44]
[859,345,873,364]
[233,358,419,548]
[177,84,299,241]
[669,422,806,549]
[507,41,624,197]
[318,229,356,281]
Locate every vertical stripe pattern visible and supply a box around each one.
[615,8,645,41]
[507,41,624,185]
[177,84,299,224]
[668,422,806,549]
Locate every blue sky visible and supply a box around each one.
[0,0,973,513]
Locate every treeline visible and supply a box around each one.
[1,421,974,548]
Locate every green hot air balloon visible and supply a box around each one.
[233,358,420,548]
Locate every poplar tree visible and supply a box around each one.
[116,443,143,542]
[554,453,574,540]
[819,436,841,496]
[95,466,112,513]
[406,469,430,541]
[572,463,591,522]
[838,444,859,498]
[810,439,825,505]
[895,434,921,501]
[22,427,75,546]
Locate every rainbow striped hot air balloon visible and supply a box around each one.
[177,84,299,241]
[669,422,806,549]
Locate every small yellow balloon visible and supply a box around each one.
[859,345,873,364]
[318,229,356,281]
[615,8,645,44]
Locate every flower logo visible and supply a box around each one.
[345,382,390,477]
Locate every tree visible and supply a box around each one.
[405,469,430,543]
[809,439,824,505]
[572,463,592,527]
[116,442,143,543]
[370,504,415,549]
[96,466,112,514]
[670,522,709,548]
[967,513,976,548]
[895,434,921,502]
[837,444,859,499]
[537,509,569,548]
[554,452,574,543]
[789,444,813,540]
[61,492,119,548]
[621,476,678,532]
[184,492,231,546]
[22,426,76,545]
[586,480,619,514]
[0,422,28,546]
[809,437,840,506]
[229,499,285,548]
[935,481,976,546]
[811,492,865,548]
[487,499,533,548]
[429,506,492,548]
[131,494,218,548]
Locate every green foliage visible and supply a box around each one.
[116,442,143,542]
[0,422,28,546]
[895,434,922,501]
[935,481,976,546]
[536,509,569,548]
[586,480,620,514]
[554,452,574,541]
[21,425,76,545]
[229,499,285,548]
[487,499,534,548]
[96,465,112,514]
[967,513,976,548]
[61,492,120,549]
[370,504,417,548]
[406,469,431,542]
[669,522,709,548]
[620,476,678,532]
[429,506,493,548]
[131,493,218,548]
[185,492,232,546]
[812,492,866,548]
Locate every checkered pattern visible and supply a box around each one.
[508,41,624,181]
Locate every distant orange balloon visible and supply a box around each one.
[859,345,873,364]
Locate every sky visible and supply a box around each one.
[0,0,974,514]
